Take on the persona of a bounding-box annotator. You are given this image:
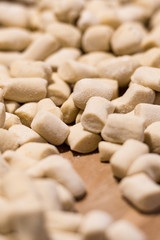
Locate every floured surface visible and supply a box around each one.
[61,146,160,240]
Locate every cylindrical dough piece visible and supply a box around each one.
[106,220,146,240]
[98,141,121,162]
[4,112,21,130]
[0,2,29,28]
[46,211,82,232]
[86,2,120,28]
[45,47,81,70]
[80,210,113,240]
[55,183,74,211]
[98,56,140,87]
[81,96,115,133]
[120,173,160,213]
[0,28,31,51]
[141,26,160,50]
[0,129,19,152]
[77,9,99,32]
[10,60,52,83]
[140,47,160,68]
[134,103,160,127]
[3,150,37,170]
[5,101,20,114]
[47,73,71,106]
[61,94,79,124]
[111,21,146,55]
[131,66,160,91]
[47,22,81,48]
[101,114,145,144]
[73,78,113,109]
[3,78,47,103]
[100,78,118,100]
[67,123,101,153]
[2,170,42,200]
[110,139,149,179]
[8,124,46,146]
[144,121,160,153]
[78,51,114,67]
[112,83,155,113]
[117,4,150,23]
[37,98,63,120]
[23,34,59,61]
[82,25,113,52]
[0,52,21,67]
[31,110,69,145]
[58,60,98,84]
[33,179,61,211]
[16,142,59,160]
[53,0,85,23]
[15,102,37,127]
[27,155,86,199]
[127,153,160,182]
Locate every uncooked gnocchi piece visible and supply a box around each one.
[106,220,146,240]
[9,124,46,146]
[73,78,113,109]
[144,121,160,153]
[131,66,160,91]
[0,129,19,152]
[81,96,115,133]
[112,83,155,113]
[127,153,160,182]
[31,110,69,145]
[15,102,37,127]
[23,34,59,61]
[58,60,98,84]
[33,179,62,211]
[45,47,81,70]
[82,25,113,52]
[16,142,59,160]
[111,21,146,55]
[53,0,85,23]
[101,114,145,144]
[120,173,160,212]
[3,150,37,170]
[0,28,31,51]
[67,123,101,153]
[37,98,63,119]
[0,2,29,28]
[98,56,140,87]
[4,112,21,130]
[27,155,86,199]
[80,210,113,240]
[10,60,52,82]
[61,94,79,124]
[46,211,82,233]
[134,103,160,127]
[3,78,47,103]
[98,141,121,162]
[110,139,149,179]
[47,22,81,48]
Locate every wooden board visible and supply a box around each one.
[60,145,160,240]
